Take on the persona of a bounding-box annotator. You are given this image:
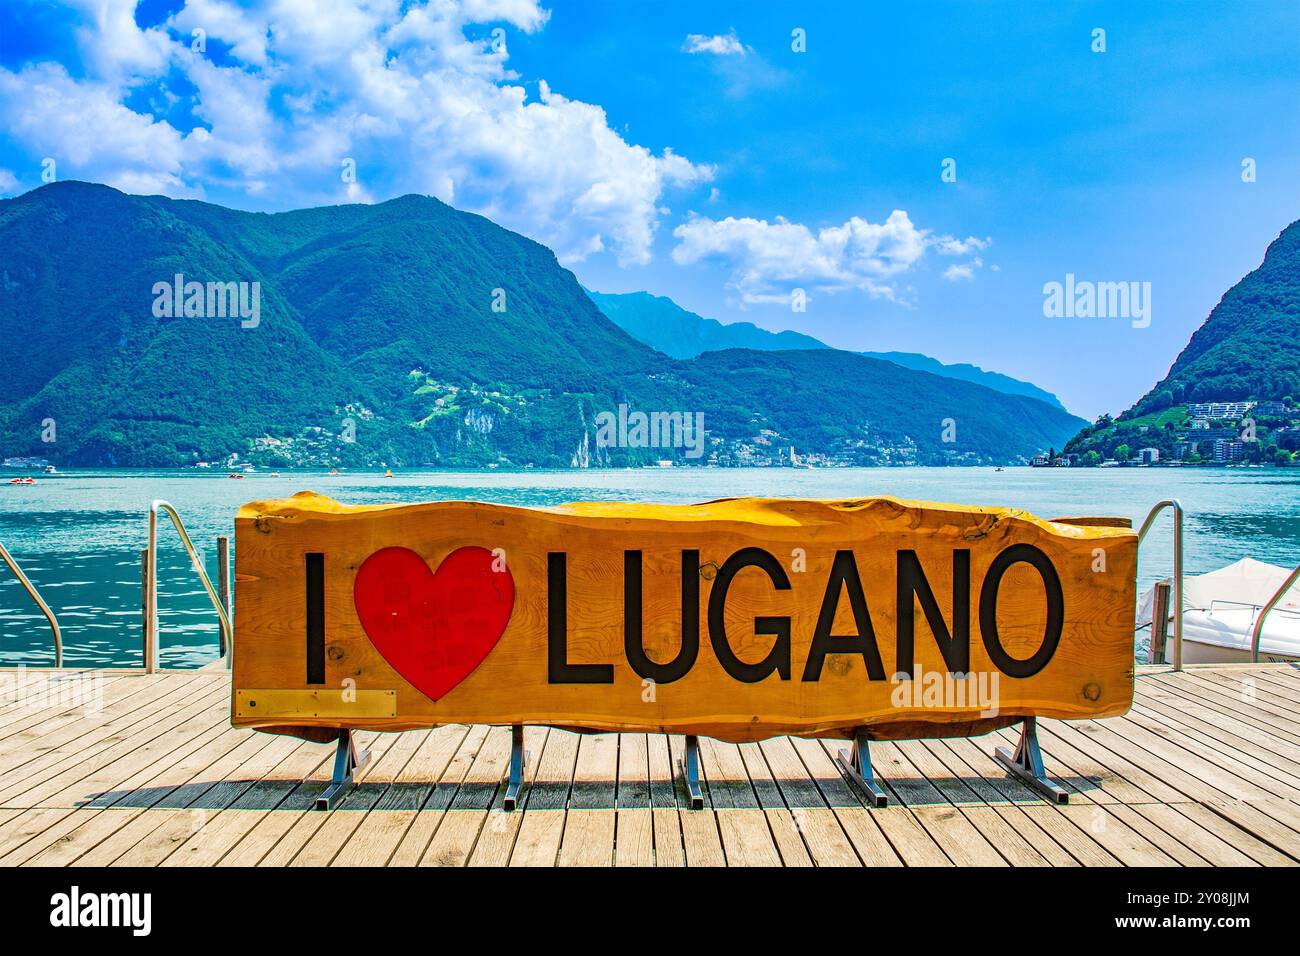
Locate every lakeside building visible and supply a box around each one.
[1211,438,1248,462]
[1253,401,1292,416]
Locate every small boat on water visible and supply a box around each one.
[7,476,36,485]
[227,472,245,479]
[1138,557,1300,663]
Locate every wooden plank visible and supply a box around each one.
[1102,712,1300,802]
[507,728,577,867]
[678,807,726,867]
[1135,690,1300,776]
[615,733,654,867]
[646,733,684,867]
[936,736,1109,866]
[20,718,246,866]
[1159,802,1298,867]
[699,736,783,866]
[958,807,1052,866]
[0,677,211,804]
[0,672,131,740]
[388,725,486,866]
[1014,805,1122,867]
[101,732,290,866]
[2,664,1300,868]
[468,727,549,866]
[558,732,619,866]
[1125,803,1258,867]
[1129,702,1300,796]
[786,736,901,866]
[758,736,859,866]
[736,742,812,866]
[419,725,511,866]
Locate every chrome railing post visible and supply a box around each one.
[1251,562,1300,663]
[1136,499,1185,671]
[0,540,63,668]
[146,500,233,671]
[217,535,232,671]
[145,507,158,673]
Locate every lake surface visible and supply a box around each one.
[1,467,1296,668]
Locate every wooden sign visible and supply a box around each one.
[232,492,1136,743]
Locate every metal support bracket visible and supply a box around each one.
[503,724,530,812]
[678,734,704,810]
[993,717,1068,804]
[315,729,370,810]
[837,729,889,808]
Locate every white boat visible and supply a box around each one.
[1138,557,1300,663]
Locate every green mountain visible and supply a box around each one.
[587,288,1067,410]
[1064,217,1300,463]
[0,182,1085,467]
[1125,218,1300,417]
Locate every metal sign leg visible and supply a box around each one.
[503,724,530,811]
[837,729,889,807]
[678,734,704,810]
[993,717,1069,804]
[315,729,370,810]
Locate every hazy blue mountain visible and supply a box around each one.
[859,351,1066,411]
[587,289,1068,411]
[0,182,1084,467]
[585,289,827,356]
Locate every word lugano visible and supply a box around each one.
[545,543,1064,685]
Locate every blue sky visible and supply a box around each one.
[1,1,1297,419]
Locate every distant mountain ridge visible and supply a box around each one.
[585,289,827,356]
[0,182,1085,467]
[587,289,1068,411]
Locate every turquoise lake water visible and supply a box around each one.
[1,467,1296,668]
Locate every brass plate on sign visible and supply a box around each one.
[235,689,397,719]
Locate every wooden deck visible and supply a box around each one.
[0,663,1297,867]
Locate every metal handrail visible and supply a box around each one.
[0,540,62,667]
[1251,561,1300,663]
[1137,499,1184,671]
[146,500,231,673]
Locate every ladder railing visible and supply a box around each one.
[145,500,231,673]
[1136,499,1184,671]
[0,540,62,667]
[1252,561,1300,663]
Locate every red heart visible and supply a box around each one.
[354,546,514,702]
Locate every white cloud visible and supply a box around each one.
[672,210,937,303]
[0,64,189,194]
[683,31,746,56]
[933,235,991,256]
[0,0,711,265]
[682,29,785,98]
[943,257,983,281]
